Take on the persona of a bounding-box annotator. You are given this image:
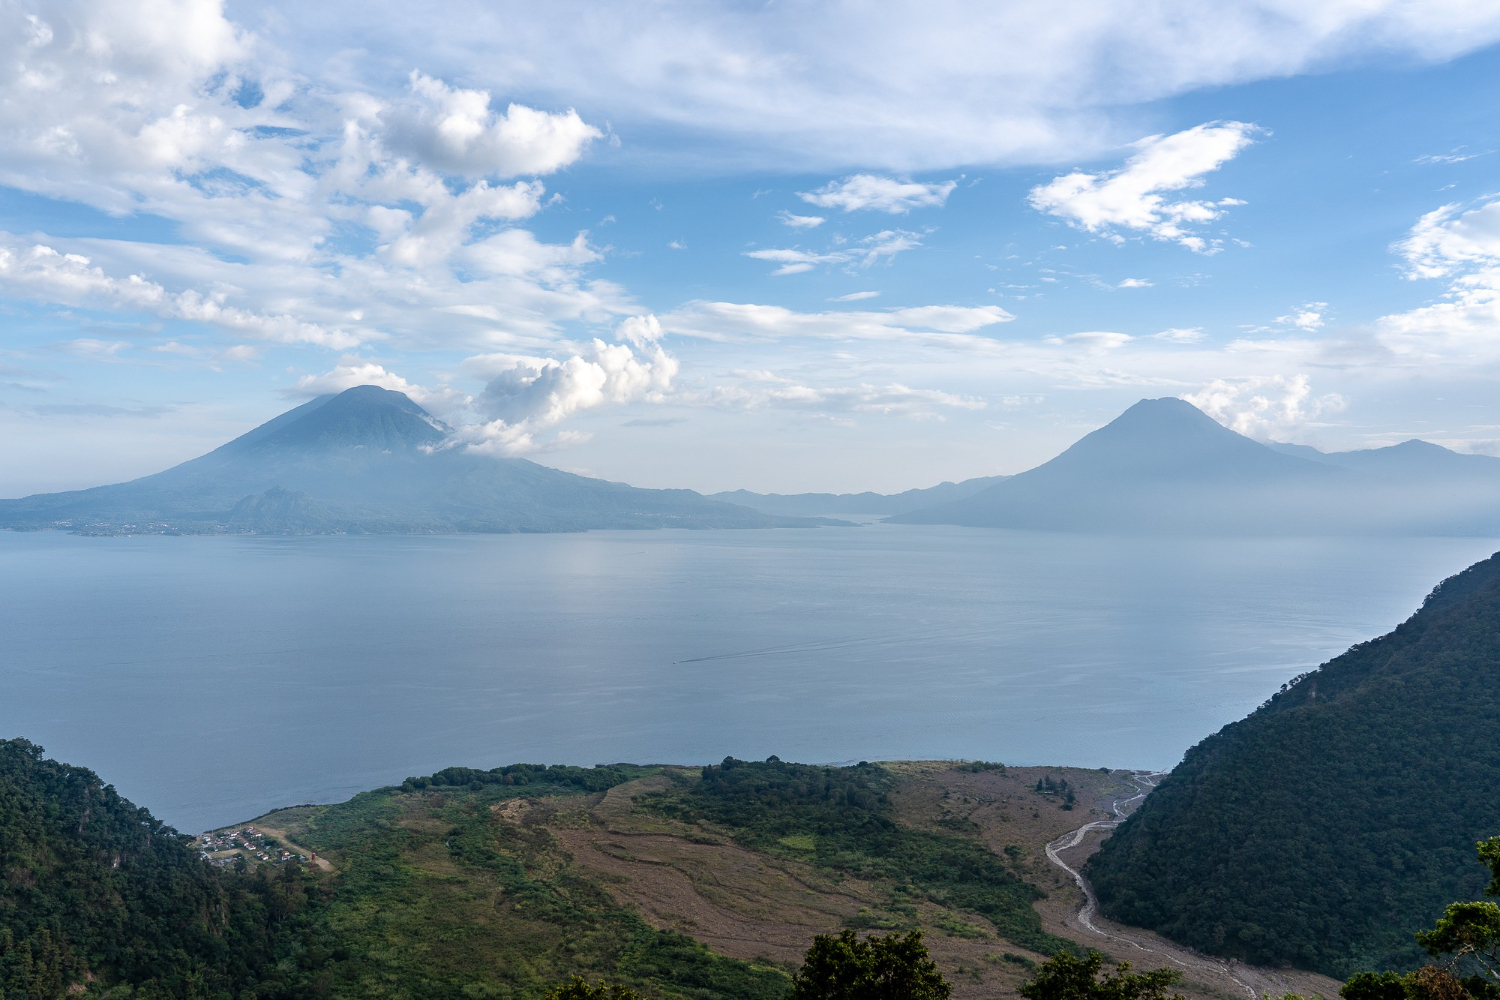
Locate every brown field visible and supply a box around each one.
[526,763,1340,1000]
[243,763,1343,999]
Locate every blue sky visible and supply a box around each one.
[5,1,1500,496]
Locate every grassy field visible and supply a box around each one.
[237,759,1151,1000]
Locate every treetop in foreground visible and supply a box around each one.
[787,929,951,1000]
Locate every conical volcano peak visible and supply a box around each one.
[1054,396,1298,477]
[1099,397,1229,435]
[228,384,450,455]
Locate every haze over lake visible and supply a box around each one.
[4,526,1495,832]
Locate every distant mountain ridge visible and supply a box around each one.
[892,397,1500,535]
[0,386,836,535]
[709,475,1009,518]
[1085,550,1500,976]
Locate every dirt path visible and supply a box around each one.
[253,821,335,871]
[1044,772,1336,1000]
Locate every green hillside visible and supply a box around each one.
[0,738,317,999]
[1086,551,1500,977]
[2,743,1091,1000]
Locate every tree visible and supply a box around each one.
[788,929,951,1000]
[545,976,652,1000]
[1018,951,1184,1000]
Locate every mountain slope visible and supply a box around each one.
[709,475,1009,518]
[0,386,831,534]
[1085,551,1500,976]
[0,738,313,997]
[890,398,1343,533]
[893,398,1500,535]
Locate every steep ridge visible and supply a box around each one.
[893,398,1500,534]
[0,386,830,534]
[1084,551,1500,976]
[0,738,307,997]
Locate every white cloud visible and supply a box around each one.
[450,314,679,455]
[777,211,825,228]
[1275,302,1327,331]
[1043,331,1132,353]
[1395,200,1500,279]
[381,71,601,178]
[272,2,1500,172]
[1027,121,1260,252]
[799,175,956,213]
[0,239,365,348]
[1183,374,1346,439]
[1379,197,1500,360]
[831,291,880,301]
[663,301,1013,350]
[296,361,471,413]
[1117,277,1153,288]
[1415,150,1487,165]
[0,0,620,362]
[745,230,923,275]
[709,376,985,420]
[1154,327,1205,343]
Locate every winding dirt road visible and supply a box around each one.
[1044,771,1331,1000]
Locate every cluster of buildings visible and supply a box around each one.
[198,826,306,867]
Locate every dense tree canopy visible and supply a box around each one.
[0,738,320,999]
[1086,552,1500,975]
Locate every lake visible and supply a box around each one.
[1,526,1495,831]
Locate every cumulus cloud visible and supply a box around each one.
[1395,200,1500,279]
[1379,197,1500,360]
[1028,121,1260,252]
[449,315,678,454]
[1276,302,1327,331]
[1117,277,1153,288]
[0,239,364,348]
[381,71,601,177]
[1183,374,1346,439]
[0,0,619,361]
[745,230,923,275]
[799,175,957,213]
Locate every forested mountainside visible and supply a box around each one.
[1086,551,1500,977]
[1,741,1121,1000]
[0,738,313,998]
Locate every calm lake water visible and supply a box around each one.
[1,526,1495,831]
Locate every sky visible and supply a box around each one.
[5,1,1500,496]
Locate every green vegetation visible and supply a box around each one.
[271,763,788,1000]
[0,737,321,999]
[544,979,652,1000]
[787,930,950,1000]
[1338,835,1500,1000]
[0,746,790,1000]
[1087,552,1500,976]
[647,756,1071,954]
[1018,952,1183,1000]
